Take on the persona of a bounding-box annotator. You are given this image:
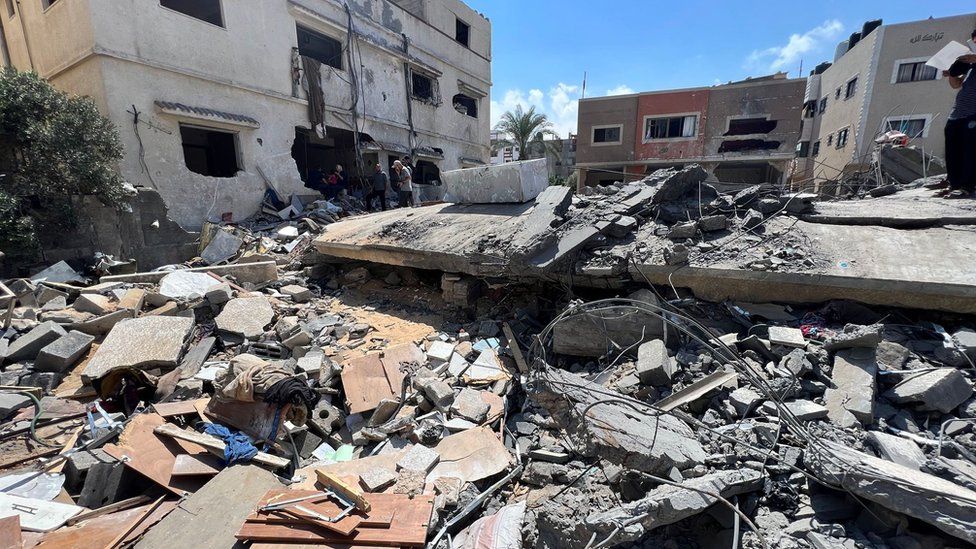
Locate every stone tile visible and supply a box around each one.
[82,316,194,381]
[215,297,274,339]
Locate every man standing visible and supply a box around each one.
[942,30,976,199]
[393,160,414,207]
[365,163,389,212]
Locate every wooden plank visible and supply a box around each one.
[153,422,290,469]
[152,398,210,418]
[0,515,21,549]
[236,494,433,546]
[104,495,166,549]
[501,322,529,374]
[31,500,177,549]
[247,489,364,535]
[171,453,223,477]
[204,398,288,442]
[65,495,153,526]
[340,354,397,415]
[316,471,371,512]
[102,413,210,496]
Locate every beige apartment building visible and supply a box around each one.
[794,13,976,189]
[0,0,491,229]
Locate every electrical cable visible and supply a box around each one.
[14,391,59,447]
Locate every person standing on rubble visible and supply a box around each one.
[393,160,415,207]
[941,30,976,199]
[365,163,389,212]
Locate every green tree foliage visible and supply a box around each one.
[0,68,125,261]
[493,105,560,162]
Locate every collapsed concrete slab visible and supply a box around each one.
[806,441,976,544]
[885,368,973,413]
[442,158,549,204]
[82,316,194,382]
[533,368,706,475]
[824,348,877,428]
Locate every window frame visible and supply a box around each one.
[883,114,933,138]
[641,113,699,143]
[409,68,440,105]
[178,123,243,178]
[41,0,59,12]
[159,0,225,29]
[455,18,470,48]
[451,93,478,118]
[812,140,821,158]
[819,97,827,114]
[891,57,941,84]
[836,127,849,149]
[844,77,858,100]
[591,124,624,146]
[297,25,344,71]
[803,101,816,119]
[796,141,810,158]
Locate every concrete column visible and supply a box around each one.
[576,167,588,194]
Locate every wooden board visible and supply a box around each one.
[171,453,223,477]
[246,489,362,536]
[204,398,289,442]
[340,355,400,415]
[31,500,177,548]
[152,398,210,418]
[0,515,21,549]
[102,413,209,496]
[153,422,290,469]
[236,494,433,547]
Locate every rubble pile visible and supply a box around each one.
[2,177,976,548]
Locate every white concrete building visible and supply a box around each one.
[794,13,976,189]
[0,0,491,229]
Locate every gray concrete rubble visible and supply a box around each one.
[824,348,877,428]
[82,316,194,381]
[442,158,549,204]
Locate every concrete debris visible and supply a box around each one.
[636,339,675,386]
[82,316,194,381]
[885,368,973,413]
[824,347,877,428]
[214,296,274,339]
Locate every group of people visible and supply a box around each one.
[307,165,347,200]
[938,29,976,199]
[365,156,418,212]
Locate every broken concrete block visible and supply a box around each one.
[763,399,829,421]
[35,286,67,306]
[159,270,222,300]
[781,348,812,376]
[35,330,95,373]
[200,230,244,265]
[0,393,32,419]
[215,297,274,339]
[528,449,571,464]
[64,449,114,491]
[117,288,146,315]
[73,294,113,316]
[865,431,926,471]
[885,368,973,413]
[359,468,397,492]
[608,215,637,238]
[280,284,312,303]
[442,158,548,204]
[205,284,233,306]
[667,221,698,240]
[823,324,882,351]
[729,387,762,417]
[876,340,910,370]
[40,296,67,311]
[768,326,806,348]
[424,380,455,410]
[82,316,194,382]
[18,372,62,392]
[396,443,440,473]
[697,214,728,232]
[67,309,130,336]
[4,321,67,363]
[78,461,133,509]
[824,347,877,428]
[451,388,490,423]
[427,341,456,365]
[636,339,675,386]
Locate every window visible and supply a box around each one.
[884,117,928,138]
[5,0,14,17]
[41,0,58,9]
[845,78,858,99]
[411,71,438,103]
[826,134,833,147]
[796,141,810,158]
[455,18,470,47]
[812,140,821,157]
[819,97,827,114]
[159,0,223,27]
[895,61,937,83]
[592,125,622,145]
[180,125,240,178]
[835,87,841,100]
[644,115,697,140]
[836,128,849,148]
[452,94,478,118]
[803,101,816,118]
[726,117,776,135]
[297,26,343,70]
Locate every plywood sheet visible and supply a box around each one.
[32,501,177,548]
[0,515,21,549]
[152,398,209,418]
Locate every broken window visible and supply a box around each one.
[819,97,827,114]
[896,61,937,83]
[180,125,240,178]
[812,140,820,157]
[803,101,816,118]
[452,94,478,118]
[796,141,810,158]
[836,128,849,148]
[885,118,926,138]
[297,26,343,70]
[455,18,470,47]
[845,78,858,99]
[644,115,697,140]
[725,117,777,136]
[159,0,223,27]
[411,70,439,104]
[592,125,621,144]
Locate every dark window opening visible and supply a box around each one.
[836,128,849,148]
[413,160,441,186]
[5,0,14,17]
[803,101,816,118]
[835,87,841,99]
[452,94,478,117]
[819,97,827,113]
[411,71,436,102]
[717,139,781,153]
[593,126,621,143]
[298,26,343,70]
[725,117,777,136]
[41,0,57,9]
[896,62,937,83]
[455,18,470,47]
[812,141,821,157]
[796,141,810,158]
[180,125,239,178]
[845,78,858,99]
[885,118,926,138]
[644,115,697,139]
[827,134,833,147]
[160,0,223,27]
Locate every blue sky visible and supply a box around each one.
[464,1,973,137]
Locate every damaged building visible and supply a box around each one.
[576,73,805,188]
[792,13,976,192]
[0,0,491,230]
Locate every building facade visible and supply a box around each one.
[490,131,577,182]
[576,74,806,187]
[0,0,491,229]
[793,13,976,189]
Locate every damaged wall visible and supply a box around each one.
[703,76,805,162]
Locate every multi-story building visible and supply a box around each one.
[490,131,577,182]
[794,13,976,189]
[0,0,491,229]
[576,74,806,188]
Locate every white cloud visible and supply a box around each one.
[747,20,844,72]
[489,82,635,138]
[605,85,635,96]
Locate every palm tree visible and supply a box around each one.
[493,105,560,162]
